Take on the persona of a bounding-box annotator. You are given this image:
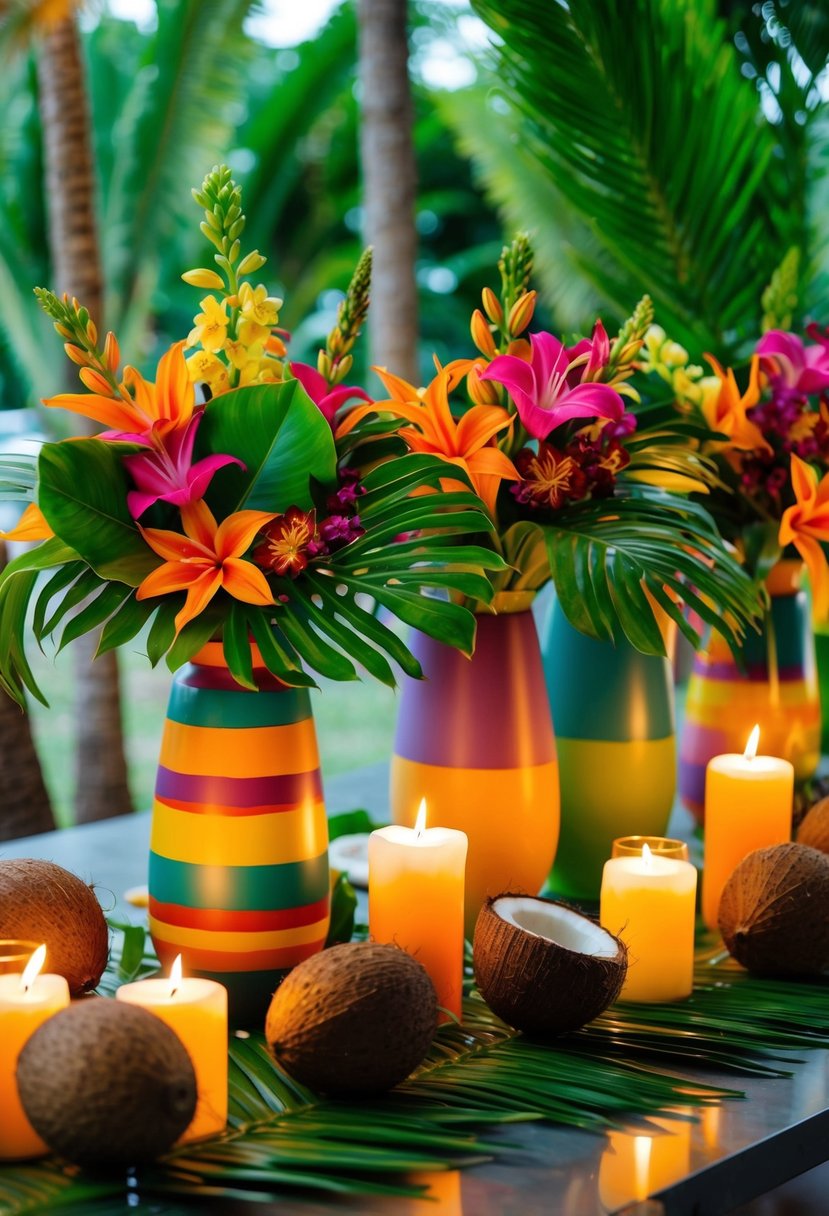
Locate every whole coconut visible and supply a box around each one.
[796,797,829,855]
[265,942,437,1095]
[17,1000,196,1166]
[474,895,628,1036]
[0,859,108,995]
[718,842,829,977]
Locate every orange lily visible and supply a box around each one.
[0,503,54,542]
[779,454,829,620]
[336,367,518,517]
[136,500,276,635]
[702,354,770,453]
[44,341,195,443]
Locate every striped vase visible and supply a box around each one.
[679,561,820,821]
[541,599,676,902]
[390,606,559,939]
[148,642,330,1024]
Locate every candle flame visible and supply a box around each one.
[20,944,46,993]
[633,1135,652,1200]
[414,798,427,838]
[641,842,653,869]
[744,724,760,761]
[169,953,183,999]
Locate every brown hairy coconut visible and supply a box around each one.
[718,842,829,977]
[796,797,829,855]
[266,941,437,1095]
[474,895,628,1036]
[17,1000,196,1166]
[0,859,108,995]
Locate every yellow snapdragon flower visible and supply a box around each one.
[225,338,264,370]
[238,282,282,343]
[186,350,231,395]
[188,295,229,353]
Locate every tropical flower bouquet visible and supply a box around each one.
[338,236,760,655]
[0,165,504,705]
[643,319,829,808]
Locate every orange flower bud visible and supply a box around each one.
[104,331,121,373]
[481,287,503,326]
[506,337,532,361]
[467,363,502,407]
[471,309,497,358]
[507,290,537,336]
[79,367,114,396]
[63,343,89,367]
[55,324,73,339]
[86,320,98,346]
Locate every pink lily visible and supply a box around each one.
[290,362,372,428]
[479,330,625,441]
[124,408,243,519]
[755,330,829,396]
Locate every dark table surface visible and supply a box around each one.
[3,762,828,1216]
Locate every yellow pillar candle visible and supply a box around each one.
[601,844,698,1002]
[117,956,227,1142]
[702,725,794,930]
[599,1115,692,1210]
[0,946,70,1161]
[369,800,467,1022]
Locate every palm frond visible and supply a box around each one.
[471,0,793,357]
[2,920,828,1212]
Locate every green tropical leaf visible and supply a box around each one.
[96,594,158,657]
[246,610,318,689]
[222,601,257,691]
[37,440,156,585]
[470,0,794,355]
[57,584,133,653]
[200,380,337,515]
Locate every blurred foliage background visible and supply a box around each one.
[1,0,828,824]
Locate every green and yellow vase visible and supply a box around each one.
[540,599,676,902]
[679,561,820,821]
[148,642,330,1024]
[390,601,559,939]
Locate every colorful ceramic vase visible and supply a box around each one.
[148,642,330,1024]
[390,606,559,938]
[540,599,676,902]
[679,562,820,821]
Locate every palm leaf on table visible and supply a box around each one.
[464,0,799,357]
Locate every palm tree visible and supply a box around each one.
[357,0,419,382]
[442,0,829,355]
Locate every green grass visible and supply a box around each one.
[27,637,397,828]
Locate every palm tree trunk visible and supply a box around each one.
[357,0,419,384]
[36,15,133,823]
[0,542,55,842]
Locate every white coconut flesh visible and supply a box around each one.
[492,896,620,958]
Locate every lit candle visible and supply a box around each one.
[369,799,467,1022]
[702,725,793,929]
[0,945,70,1160]
[117,955,227,1142]
[599,1115,692,1209]
[600,843,698,1002]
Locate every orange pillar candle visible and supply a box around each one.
[117,955,227,1142]
[369,800,467,1021]
[0,946,70,1160]
[702,725,794,929]
[601,844,698,1002]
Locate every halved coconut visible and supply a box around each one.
[473,894,627,1036]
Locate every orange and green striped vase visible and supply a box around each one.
[149,642,330,1024]
[390,602,559,939]
[679,561,820,822]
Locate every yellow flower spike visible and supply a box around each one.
[507,290,537,336]
[471,310,497,358]
[238,318,270,347]
[661,340,690,368]
[191,295,229,353]
[224,339,262,371]
[182,268,226,291]
[236,250,267,276]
